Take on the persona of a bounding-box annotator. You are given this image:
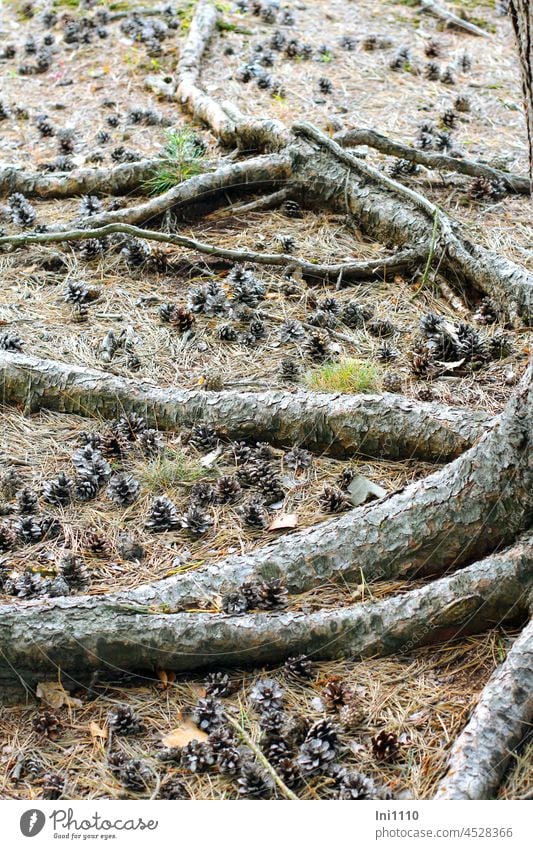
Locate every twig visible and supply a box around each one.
[334,128,530,195]
[224,710,299,800]
[0,223,425,285]
[417,0,490,37]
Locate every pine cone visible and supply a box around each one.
[283,447,312,472]
[323,680,350,711]
[100,430,129,459]
[0,521,17,552]
[181,505,212,536]
[205,671,232,697]
[107,473,140,507]
[72,446,111,483]
[42,471,74,506]
[263,738,291,765]
[115,412,147,441]
[217,745,243,775]
[253,579,288,610]
[145,495,180,532]
[339,700,365,730]
[337,771,378,799]
[189,423,219,449]
[138,428,164,456]
[192,697,226,732]
[284,655,313,679]
[75,475,100,502]
[341,301,374,329]
[16,488,38,514]
[42,772,65,799]
[279,320,305,343]
[279,358,300,380]
[215,475,242,504]
[239,496,269,529]
[382,371,402,393]
[367,318,396,338]
[305,330,331,362]
[221,590,249,614]
[181,740,215,773]
[208,725,236,752]
[249,678,284,712]
[33,711,61,740]
[282,199,302,218]
[169,306,195,332]
[118,758,152,791]
[237,762,273,797]
[297,737,336,773]
[377,342,398,363]
[189,481,216,506]
[109,704,143,735]
[158,777,188,799]
[58,554,89,591]
[83,528,111,556]
[318,485,351,513]
[371,729,401,762]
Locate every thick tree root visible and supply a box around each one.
[0,221,426,286]
[0,352,490,461]
[0,159,162,200]
[0,534,530,690]
[334,128,531,195]
[435,618,533,799]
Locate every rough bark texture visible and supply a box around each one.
[65,154,292,230]
[334,127,531,194]
[290,127,533,324]
[509,1,533,181]
[0,352,492,461]
[435,617,533,800]
[0,537,530,689]
[0,159,161,199]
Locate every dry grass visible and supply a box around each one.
[0,0,531,801]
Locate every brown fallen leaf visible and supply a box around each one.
[267,512,299,531]
[36,681,83,710]
[89,721,108,740]
[162,717,208,748]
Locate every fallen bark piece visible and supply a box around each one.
[418,0,490,37]
[0,159,161,199]
[434,618,533,799]
[0,351,492,461]
[0,535,530,688]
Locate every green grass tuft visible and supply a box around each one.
[305,358,381,394]
[143,128,206,195]
[139,450,205,492]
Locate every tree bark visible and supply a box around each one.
[0,159,161,199]
[509,1,533,183]
[0,534,530,691]
[0,351,491,461]
[435,618,533,799]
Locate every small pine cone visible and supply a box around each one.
[42,772,65,799]
[138,428,164,456]
[339,700,365,730]
[264,738,291,765]
[189,423,219,449]
[425,61,441,80]
[283,447,312,472]
[0,521,17,552]
[297,737,335,773]
[145,495,180,532]
[208,725,236,753]
[109,704,144,735]
[341,301,374,329]
[279,358,300,381]
[221,590,249,614]
[337,771,378,799]
[42,472,74,507]
[377,342,399,363]
[454,94,471,113]
[239,496,269,529]
[107,473,140,507]
[192,697,226,732]
[424,38,441,57]
[318,76,333,94]
[16,754,44,781]
[416,386,435,402]
[371,729,401,763]
[217,745,242,775]
[318,485,352,513]
[282,199,303,218]
[215,475,242,504]
[115,412,147,441]
[0,331,24,352]
[118,758,152,791]
[83,527,111,556]
[237,762,273,797]
[75,475,100,502]
[249,678,284,712]
[100,430,129,459]
[276,757,301,788]
[72,446,111,484]
[169,306,195,332]
[79,195,102,216]
[441,66,456,85]
[307,719,338,746]
[258,710,286,737]
[254,579,288,610]
[159,777,188,799]
[33,711,61,740]
[323,679,351,711]
[16,488,38,514]
[367,318,396,338]
[58,553,89,591]
[305,331,331,362]
[284,655,313,679]
[181,740,215,773]
[189,481,216,506]
[205,671,232,697]
[181,505,212,536]
[382,371,402,393]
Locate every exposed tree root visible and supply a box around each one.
[334,127,531,195]
[417,0,490,37]
[0,534,530,689]
[0,352,490,461]
[0,159,162,200]
[435,618,533,799]
[0,222,426,286]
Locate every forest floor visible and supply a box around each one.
[0,0,531,800]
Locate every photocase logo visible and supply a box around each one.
[20,810,46,838]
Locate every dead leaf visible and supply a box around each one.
[189,683,207,698]
[162,717,208,748]
[201,446,223,467]
[36,681,83,710]
[268,513,299,531]
[89,721,108,740]
[347,474,387,507]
